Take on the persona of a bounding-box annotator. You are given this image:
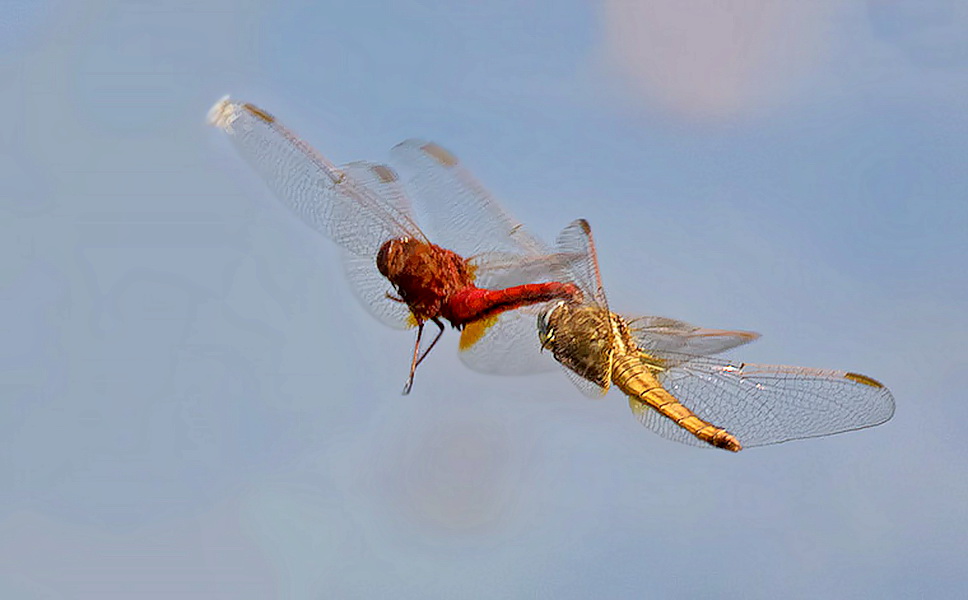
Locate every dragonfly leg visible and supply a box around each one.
[385,291,405,303]
[414,318,445,370]
[402,322,424,395]
[402,318,445,395]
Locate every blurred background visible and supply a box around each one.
[2,0,967,597]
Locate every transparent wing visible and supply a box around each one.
[554,219,609,311]
[561,357,611,398]
[629,400,708,448]
[208,97,426,258]
[456,307,559,375]
[342,251,413,329]
[390,139,547,263]
[460,219,626,385]
[334,162,421,327]
[468,250,578,290]
[392,139,577,286]
[388,139,585,368]
[632,354,895,448]
[627,315,760,361]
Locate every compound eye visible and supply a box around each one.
[537,301,564,348]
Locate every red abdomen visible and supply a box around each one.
[444,282,581,326]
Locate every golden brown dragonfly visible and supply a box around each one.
[459,215,895,451]
[538,220,896,450]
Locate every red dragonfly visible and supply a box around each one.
[207,97,579,393]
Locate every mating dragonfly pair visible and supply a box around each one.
[208,97,894,452]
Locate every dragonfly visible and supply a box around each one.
[279,135,894,451]
[529,219,895,451]
[207,97,579,393]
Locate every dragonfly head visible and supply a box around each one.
[376,237,416,279]
[537,301,566,351]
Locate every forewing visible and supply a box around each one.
[387,139,581,372]
[390,139,548,263]
[628,315,759,361]
[208,97,425,257]
[334,162,422,327]
[634,354,895,448]
[555,220,609,310]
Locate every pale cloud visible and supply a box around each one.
[599,0,845,121]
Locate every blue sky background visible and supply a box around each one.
[2,1,967,597]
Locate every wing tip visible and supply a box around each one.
[207,95,237,130]
[390,138,458,167]
[844,371,885,389]
[208,95,276,132]
[420,141,458,167]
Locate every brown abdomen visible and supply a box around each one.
[611,354,742,452]
[445,282,580,326]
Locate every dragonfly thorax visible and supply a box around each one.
[608,312,638,357]
[374,236,478,324]
[539,302,616,390]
